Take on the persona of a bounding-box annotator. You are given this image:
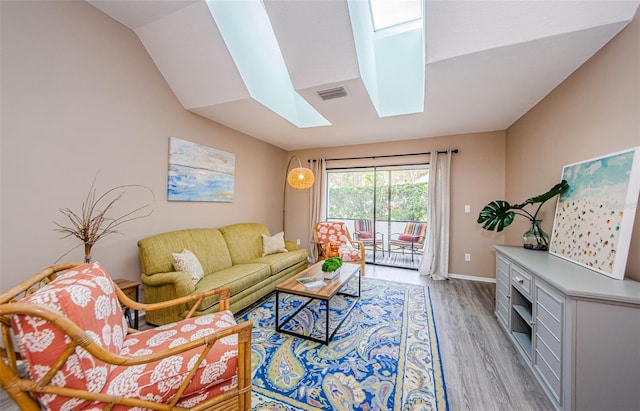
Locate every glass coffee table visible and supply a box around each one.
[275,262,361,344]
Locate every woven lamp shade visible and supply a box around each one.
[287,167,314,189]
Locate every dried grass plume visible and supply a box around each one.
[54,174,154,263]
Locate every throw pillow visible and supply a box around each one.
[398,233,416,242]
[358,231,373,239]
[262,232,288,256]
[172,249,204,285]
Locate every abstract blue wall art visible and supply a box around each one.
[549,147,640,279]
[168,137,235,202]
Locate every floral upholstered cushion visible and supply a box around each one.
[315,222,351,245]
[11,262,127,411]
[105,311,240,405]
[338,244,362,262]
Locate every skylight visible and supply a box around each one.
[369,0,422,31]
[205,0,330,129]
[348,0,425,117]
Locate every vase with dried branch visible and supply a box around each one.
[54,176,154,263]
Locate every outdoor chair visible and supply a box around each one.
[388,222,427,262]
[0,262,252,411]
[313,221,366,276]
[353,219,385,257]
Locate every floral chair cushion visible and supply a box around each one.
[11,262,128,411]
[105,310,239,407]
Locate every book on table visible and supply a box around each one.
[297,277,326,288]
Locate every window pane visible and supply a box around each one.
[369,0,422,31]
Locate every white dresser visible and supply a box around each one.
[495,245,640,411]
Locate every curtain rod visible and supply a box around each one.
[308,149,458,162]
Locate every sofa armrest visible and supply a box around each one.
[284,240,299,251]
[141,271,195,294]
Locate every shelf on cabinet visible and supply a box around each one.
[513,304,532,324]
[512,330,532,356]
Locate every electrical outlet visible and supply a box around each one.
[296,239,301,246]
[464,205,471,213]
[464,253,471,262]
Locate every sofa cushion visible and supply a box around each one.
[172,249,205,285]
[261,232,288,256]
[138,229,233,276]
[188,264,271,312]
[219,223,270,265]
[105,311,239,404]
[11,262,127,411]
[252,249,308,275]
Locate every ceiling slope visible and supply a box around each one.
[88,0,639,150]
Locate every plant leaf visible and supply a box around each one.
[477,200,516,232]
[518,180,569,206]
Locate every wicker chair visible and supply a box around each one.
[313,221,365,276]
[0,262,252,411]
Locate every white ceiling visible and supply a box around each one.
[88,0,639,151]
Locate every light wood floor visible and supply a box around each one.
[1,264,554,411]
[366,264,555,411]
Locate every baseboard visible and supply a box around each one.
[448,273,496,283]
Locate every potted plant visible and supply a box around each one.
[477,180,569,250]
[322,257,343,279]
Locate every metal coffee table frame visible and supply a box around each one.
[275,262,361,345]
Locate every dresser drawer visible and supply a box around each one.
[510,265,532,298]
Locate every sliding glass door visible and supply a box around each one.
[326,165,428,269]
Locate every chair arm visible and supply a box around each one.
[2,302,244,364]
[124,286,232,316]
[352,240,365,260]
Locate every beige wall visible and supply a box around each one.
[288,131,507,279]
[0,1,286,291]
[3,0,636,290]
[506,11,640,281]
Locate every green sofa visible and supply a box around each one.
[138,222,308,325]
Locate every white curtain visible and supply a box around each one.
[419,151,452,280]
[309,159,326,262]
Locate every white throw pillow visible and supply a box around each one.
[172,249,204,285]
[262,232,288,256]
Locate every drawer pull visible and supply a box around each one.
[515,276,524,284]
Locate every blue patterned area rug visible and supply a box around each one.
[237,277,448,411]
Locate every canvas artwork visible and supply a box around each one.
[167,137,235,202]
[549,147,640,280]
